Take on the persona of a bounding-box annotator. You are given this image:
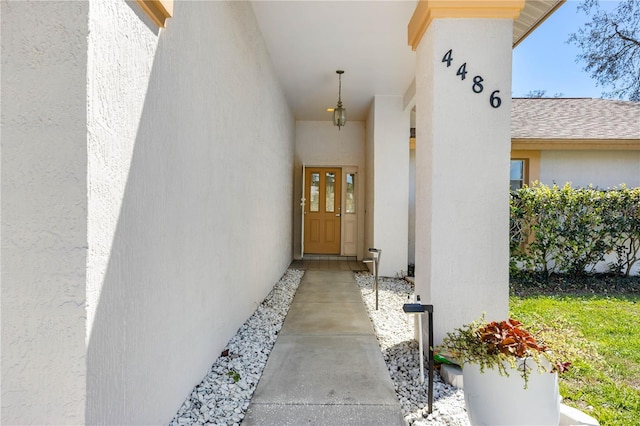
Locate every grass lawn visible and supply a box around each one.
[510,281,640,426]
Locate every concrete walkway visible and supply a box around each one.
[243,270,404,425]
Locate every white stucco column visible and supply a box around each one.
[369,95,410,277]
[1,1,89,423]
[409,1,524,344]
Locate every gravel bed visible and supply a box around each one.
[354,272,470,426]
[169,269,304,426]
[170,269,469,426]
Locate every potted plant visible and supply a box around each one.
[439,317,571,426]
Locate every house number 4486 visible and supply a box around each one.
[442,49,502,109]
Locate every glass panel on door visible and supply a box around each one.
[325,172,335,212]
[304,167,342,254]
[310,173,320,212]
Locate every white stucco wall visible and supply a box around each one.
[294,121,366,259]
[370,95,410,277]
[85,1,294,424]
[540,150,640,189]
[1,1,89,423]
[409,149,416,266]
[415,19,512,344]
[365,107,375,263]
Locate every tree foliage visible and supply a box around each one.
[568,0,640,101]
[522,90,565,98]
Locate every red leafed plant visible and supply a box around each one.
[440,316,572,387]
[479,319,547,357]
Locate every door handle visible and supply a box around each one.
[336,214,341,217]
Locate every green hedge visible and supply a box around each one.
[510,183,640,277]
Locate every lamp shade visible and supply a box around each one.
[333,106,346,129]
[332,70,347,130]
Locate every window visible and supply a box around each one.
[345,173,356,213]
[510,151,540,188]
[510,159,526,190]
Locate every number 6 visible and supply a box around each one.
[490,90,502,108]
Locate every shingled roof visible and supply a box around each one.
[511,98,640,140]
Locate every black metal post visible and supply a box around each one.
[427,305,434,414]
[401,302,434,415]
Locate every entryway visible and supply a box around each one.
[303,167,342,254]
[290,257,368,272]
[302,166,359,258]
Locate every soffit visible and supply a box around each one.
[251,1,563,122]
[513,0,565,47]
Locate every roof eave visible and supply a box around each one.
[513,0,566,48]
[511,138,640,150]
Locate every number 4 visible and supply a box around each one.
[456,63,468,80]
[442,49,453,67]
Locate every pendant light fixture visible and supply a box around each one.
[333,70,347,130]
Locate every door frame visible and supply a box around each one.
[300,164,360,257]
[303,166,342,255]
[341,166,358,256]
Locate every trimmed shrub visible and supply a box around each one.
[510,183,640,277]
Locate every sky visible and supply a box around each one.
[512,0,621,99]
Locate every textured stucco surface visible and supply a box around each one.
[414,19,512,344]
[365,106,375,266]
[540,150,640,189]
[294,121,365,259]
[409,149,416,265]
[370,95,409,277]
[1,1,89,423]
[86,1,294,424]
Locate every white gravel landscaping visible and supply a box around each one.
[355,272,470,426]
[169,268,469,425]
[169,269,304,426]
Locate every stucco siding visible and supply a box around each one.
[540,150,640,189]
[414,19,512,344]
[1,1,89,423]
[86,1,294,424]
[409,149,416,266]
[370,95,409,277]
[365,107,375,262]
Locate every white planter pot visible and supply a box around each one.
[463,359,560,426]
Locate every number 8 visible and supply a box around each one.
[472,76,484,93]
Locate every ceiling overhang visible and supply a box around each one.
[513,0,566,47]
[251,0,565,122]
[408,0,565,50]
[409,0,527,51]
